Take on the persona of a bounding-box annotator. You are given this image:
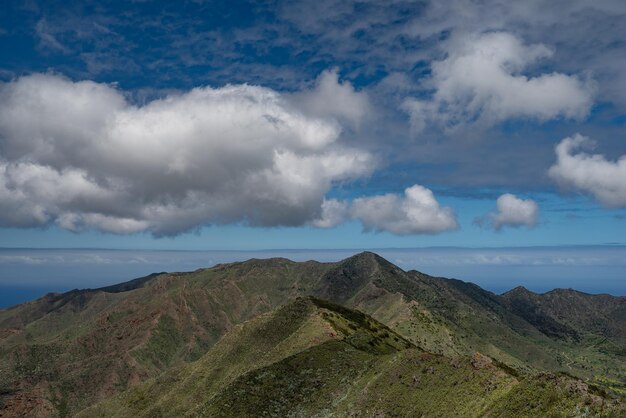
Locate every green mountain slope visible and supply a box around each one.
[77,297,411,417]
[321,253,626,388]
[502,286,626,342]
[0,261,330,416]
[81,297,624,418]
[0,252,624,416]
[501,286,626,395]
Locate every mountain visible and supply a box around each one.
[0,252,624,416]
[80,297,622,417]
[501,286,626,343]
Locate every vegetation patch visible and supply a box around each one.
[133,314,184,369]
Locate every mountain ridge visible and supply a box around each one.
[80,296,623,418]
[1,251,624,416]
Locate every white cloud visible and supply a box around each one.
[309,198,350,228]
[290,69,371,129]
[0,73,374,235]
[350,184,458,235]
[309,185,459,235]
[478,193,539,230]
[403,32,595,133]
[549,134,626,207]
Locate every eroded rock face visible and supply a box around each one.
[470,352,493,369]
[0,386,54,418]
[565,379,589,395]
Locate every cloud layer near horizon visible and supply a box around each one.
[0,73,376,235]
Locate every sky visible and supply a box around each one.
[0,1,625,299]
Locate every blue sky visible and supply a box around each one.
[0,1,625,296]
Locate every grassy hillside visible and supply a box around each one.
[0,261,331,415]
[325,253,626,390]
[1,252,624,416]
[78,297,412,417]
[82,298,624,417]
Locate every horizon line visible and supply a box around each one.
[0,244,625,252]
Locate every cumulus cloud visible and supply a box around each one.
[350,184,458,235]
[0,73,374,235]
[309,185,458,234]
[403,32,595,133]
[549,134,626,207]
[290,69,371,129]
[476,193,539,230]
[309,198,350,229]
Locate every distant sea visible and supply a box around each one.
[1,246,625,308]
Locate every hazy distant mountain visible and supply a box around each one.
[1,252,624,416]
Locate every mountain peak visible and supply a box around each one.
[348,250,379,258]
[340,251,399,270]
[340,251,379,264]
[311,251,413,305]
[503,286,534,297]
[315,252,401,302]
